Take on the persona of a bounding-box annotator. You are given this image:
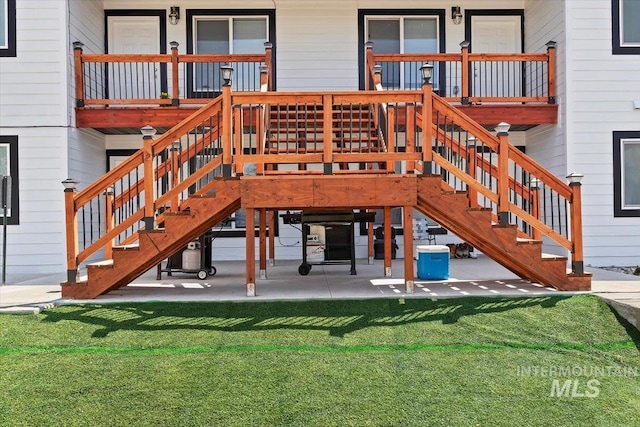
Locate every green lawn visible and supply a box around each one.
[1,295,639,426]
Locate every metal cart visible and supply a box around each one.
[282,210,375,276]
[156,231,216,280]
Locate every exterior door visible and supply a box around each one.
[107,16,161,100]
[471,15,522,99]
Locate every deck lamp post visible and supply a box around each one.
[62,178,79,191]
[420,63,434,85]
[141,125,157,230]
[221,64,234,87]
[494,122,511,225]
[566,172,584,275]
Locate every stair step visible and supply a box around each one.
[516,238,542,245]
[541,253,567,260]
[113,244,139,251]
[87,259,114,268]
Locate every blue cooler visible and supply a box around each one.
[416,245,450,280]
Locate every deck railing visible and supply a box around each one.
[365,40,556,104]
[72,41,273,108]
[64,79,583,284]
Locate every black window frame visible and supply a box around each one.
[185,9,277,98]
[0,0,16,57]
[613,131,640,217]
[357,8,447,92]
[0,135,19,225]
[612,0,640,54]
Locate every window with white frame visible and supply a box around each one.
[612,0,640,54]
[613,132,640,216]
[365,16,440,90]
[191,15,268,94]
[0,0,16,57]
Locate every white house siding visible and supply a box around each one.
[0,1,71,274]
[564,0,640,266]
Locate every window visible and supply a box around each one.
[358,9,445,91]
[612,0,640,54]
[613,131,640,216]
[0,0,16,57]
[366,16,439,90]
[187,10,275,95]
[0,136,19,225]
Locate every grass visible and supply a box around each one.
[0,295,639,426]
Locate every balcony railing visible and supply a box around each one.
[72,41,273,108]
[365,40,557,105]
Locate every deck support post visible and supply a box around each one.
[63,182,79,283]
[259,208,267,279]
[384,206,392,277]
[403,206,415,293]
[496,126,510,226]
[569,177,584,275]
[246,207,256,296]
[268,210,276,266]
[367,210,374,264]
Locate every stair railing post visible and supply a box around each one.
[323,94,333,174]
[221,64,234,177]
[420,64,434,174]
[530,178,542,240]
[460,41,470,105]
[264,42,273,91]
[141,125,157,231]
[73,41,85,107]
[467,138,479,208]
[104,186,115,260]
[170,41,180,106]
[365,41,374,91]
[169,142,181,211]
[546,41,557,104]
[567,173,584,275]
[62,179,80,283]
[495,122,511,226]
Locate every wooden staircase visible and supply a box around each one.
[62,89,591,299]
[62,180,241,299]
[415,176,590,291]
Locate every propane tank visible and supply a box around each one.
[182,241,201,271]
